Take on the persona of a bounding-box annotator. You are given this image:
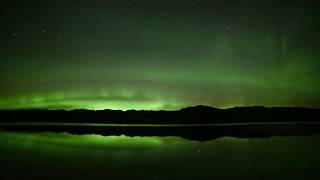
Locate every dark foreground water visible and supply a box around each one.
[0,131,320,179]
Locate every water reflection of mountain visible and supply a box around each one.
[0,106,320,141]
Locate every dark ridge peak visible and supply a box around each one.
[1,105,319,113]
[0,105,319,125]
[179,105,219,111]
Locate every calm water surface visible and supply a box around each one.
[0,131,319,179]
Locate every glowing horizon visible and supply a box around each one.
[1,1,319,110]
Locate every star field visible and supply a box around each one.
[0,0,320,110]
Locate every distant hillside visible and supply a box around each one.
[0,105,319,124]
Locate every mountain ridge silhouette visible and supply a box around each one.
[0,105,320,141]
[0,105,319,124]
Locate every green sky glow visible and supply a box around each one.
[0,1,319,110]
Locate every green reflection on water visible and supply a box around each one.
[0,132,319,179]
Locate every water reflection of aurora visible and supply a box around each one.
[0,132,319,179]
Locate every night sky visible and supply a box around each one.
[1,0,320,110]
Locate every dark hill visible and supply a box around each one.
[0,106,320,141]
[0,106,319,124]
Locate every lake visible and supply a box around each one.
[0,131,319,179]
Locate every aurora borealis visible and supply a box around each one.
[1,0,320,110]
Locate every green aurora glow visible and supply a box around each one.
[0,1,319,110]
